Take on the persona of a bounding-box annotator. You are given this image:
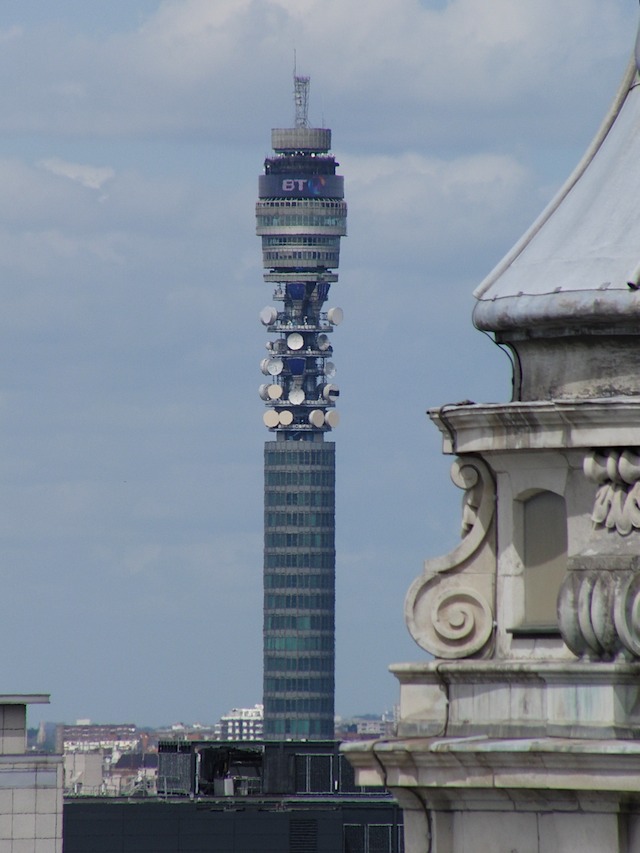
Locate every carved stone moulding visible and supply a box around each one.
[405,456,496,660]
[559,565,640,660]
[558,448,640,660]
[585,447,640,535]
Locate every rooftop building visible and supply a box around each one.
[0,695,63,851]
[56,721,139,754]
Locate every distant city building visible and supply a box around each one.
[64,752,104,796]
[64,749,159,798]
[27,719,58,752]
[336,711,397,741]
[152,722,219,743]
[57,721,139,753]
[59,720,161,798]
[216,704,263,741]
[256,74,347,740]
[108,752,158,797]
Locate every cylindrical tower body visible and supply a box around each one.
[256,92,346,739]
[263,441,335,738]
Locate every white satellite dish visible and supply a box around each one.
[317,334,330,351]
[308,409,325,428]
[267,358,284,376]
[265,341,273,351]
[287,332,304,351]
[263,410,279,428]
[260,306,278,326]
[324,362,336,378]
[259,384,270,400]
[267,384,283,400]
[322,384,339,400]
[260,358,272,375]
[324,410,340,428]
[327,307,343,326]
[289,388,305,405]
[278,410,294,426]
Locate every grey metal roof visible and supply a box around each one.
[473,53,640,332]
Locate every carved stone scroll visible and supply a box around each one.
[405,456,496,659]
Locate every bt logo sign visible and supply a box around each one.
[282,179,308,191]
[277,176,327,196]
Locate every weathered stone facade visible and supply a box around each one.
[344,20,640,853]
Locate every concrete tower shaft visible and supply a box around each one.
[256,83,346,739]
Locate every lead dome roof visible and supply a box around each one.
[473,43,640,333]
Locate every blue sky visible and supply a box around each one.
[0,0,636,727]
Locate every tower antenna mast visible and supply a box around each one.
[293,53,310,128]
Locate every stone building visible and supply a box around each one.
[345,18,640,853]
[0,695,62,853]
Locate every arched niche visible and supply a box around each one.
[516,490,567,630]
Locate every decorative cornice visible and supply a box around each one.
[343,734,640,806]
[473,289,640,332]
[429,399,640,455]
[388,659,640,682]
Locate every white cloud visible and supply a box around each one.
[39,157,115,191]
[343,149,532,271]
[0,0,631,146]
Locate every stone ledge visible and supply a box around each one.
[429,399,640,454]
[343,735,640,812]
[390,660,640,740]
